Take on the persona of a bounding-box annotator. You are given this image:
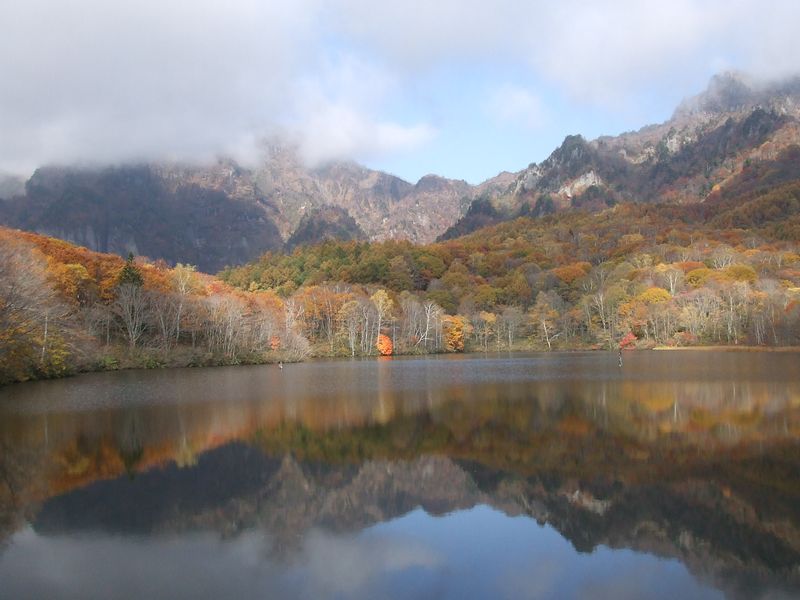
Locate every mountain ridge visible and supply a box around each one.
[440,72,800,239]
[2,72,800,271]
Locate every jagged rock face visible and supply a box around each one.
[474,170,516,197]
[527,76,800,204]
[440,73,800,239]
[264,154,474,243]
[0,145,486,270]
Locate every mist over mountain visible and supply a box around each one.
[1,73,799,272]
[0,148,482,272]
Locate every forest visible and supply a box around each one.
[221,180,800,353]
[1,174,799,385]
[0,228,311,385]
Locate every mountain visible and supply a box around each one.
[0,146,484,272]
[285,205,367,251]
[260,148,476,242]
[0,164,284,273]
[2,72,799,271]
[440,72,800,238]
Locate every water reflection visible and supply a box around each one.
[0,351,799,599]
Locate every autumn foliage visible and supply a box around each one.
[0,227,312,384]
[220,179,800,354]
[442,315,470,352]
[619,332,637,349]
[376,334,393,356]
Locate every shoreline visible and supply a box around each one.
[651,345,800,352]
[4,344,800,389]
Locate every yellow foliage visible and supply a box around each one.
[723,264,757,283]
[685,268,720,287]
[48,261,92,303]
[636,287,671,304]
[619,233,645,246]
[478,310,497,324]
[442,315,471,352]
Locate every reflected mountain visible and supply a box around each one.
[1,352,799,599]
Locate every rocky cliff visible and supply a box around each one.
[0,145,486,271]
[441,72,800,238]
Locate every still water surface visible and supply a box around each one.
[0,351,798,599]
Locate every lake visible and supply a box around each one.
[0,351,798,600]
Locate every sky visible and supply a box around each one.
[2,0,800,184]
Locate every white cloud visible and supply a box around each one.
[334,0,800,103]
[330,0,516,67]
[288,54,437,166]
[295,104,436,167]
[299,530,442,596]
[0,0,319,172]
[526,0,715,104]
[0,0,799,176]
[727,1,800,81]
[488,85,547,129]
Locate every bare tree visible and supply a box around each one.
[113,283,150,349]
[149,291,179,350]
[203,294,245,359]
[500,306,524,350]
[172,263,197,344]
[338,300,361,357]
[530,291,562,350]
[420,300,443,350]
[284,298,304,338]
[371,289,394,350]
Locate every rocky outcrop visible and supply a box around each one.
[285,206,367,251]
[441,73,800,238]
[0,145,488,270]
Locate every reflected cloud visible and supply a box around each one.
[0,525,443,600]
[297,530,443,598]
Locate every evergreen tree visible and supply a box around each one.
[118,252,143,287]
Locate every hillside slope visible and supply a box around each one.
[441,73,800,239]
